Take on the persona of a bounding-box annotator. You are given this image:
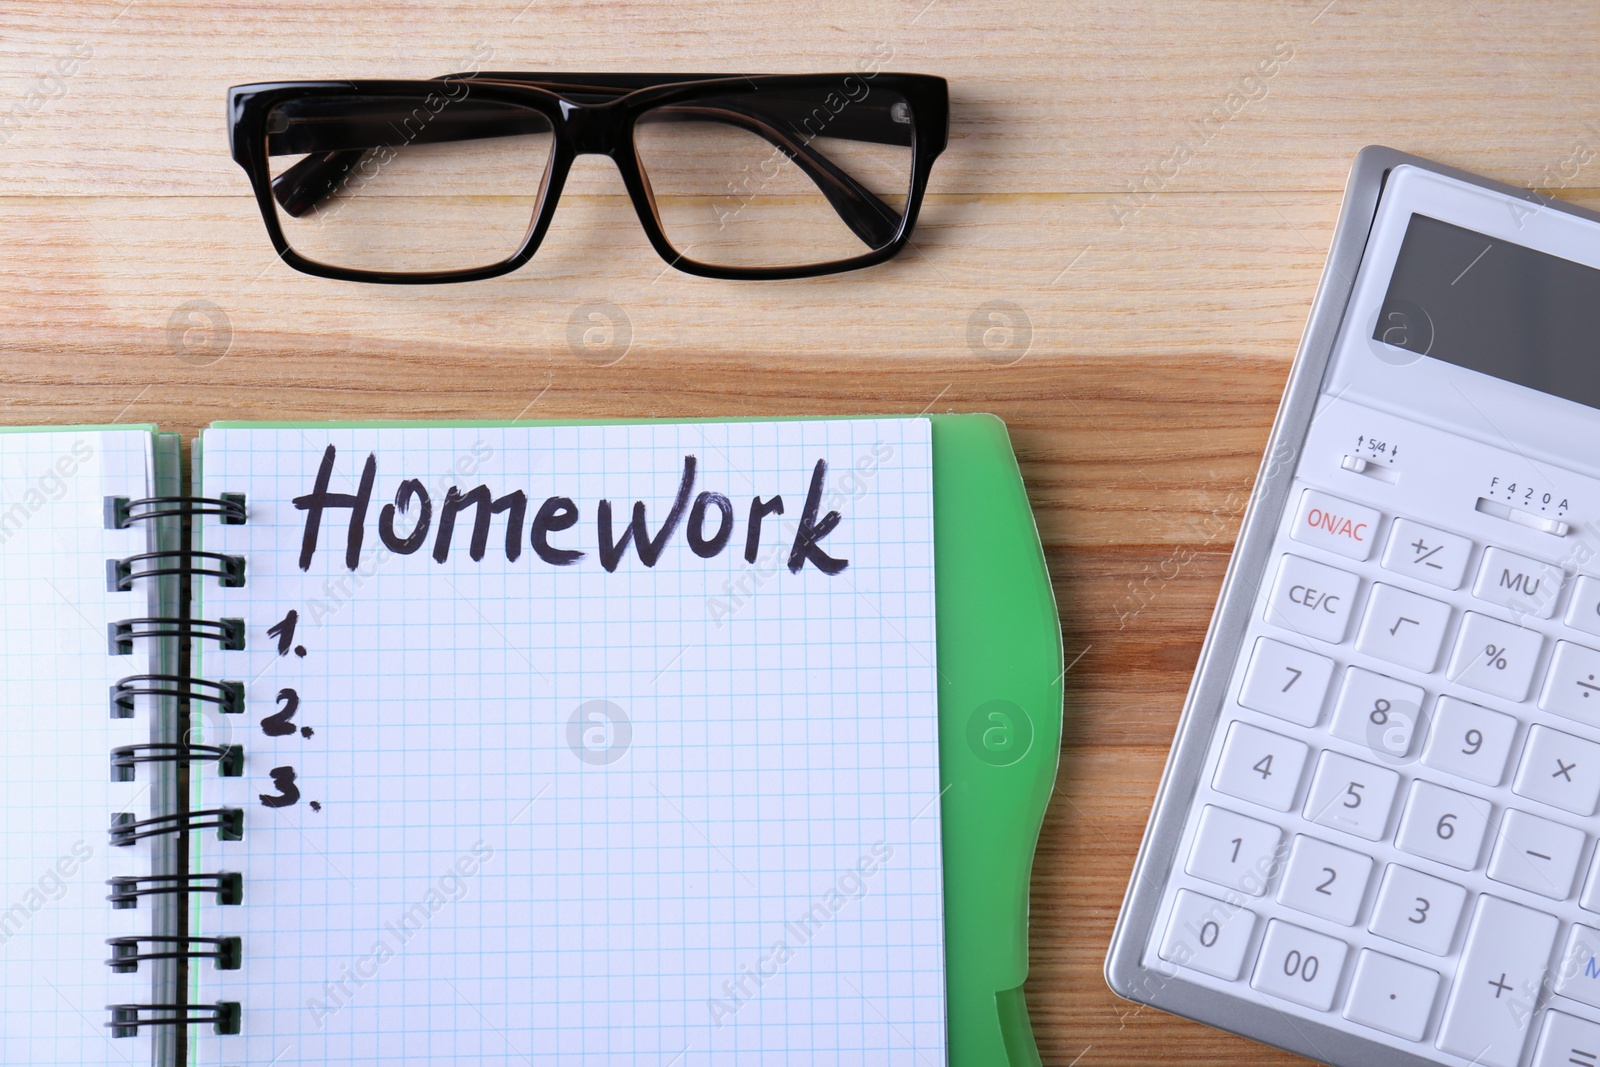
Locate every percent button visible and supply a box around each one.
[1447,612,1544,702]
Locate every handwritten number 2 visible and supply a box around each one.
[259,766,301,809]
[263,688,300,737]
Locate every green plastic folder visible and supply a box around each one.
[0,415,1061,1065]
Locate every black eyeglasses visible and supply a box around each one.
[227,72,948,282]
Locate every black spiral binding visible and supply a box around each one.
[111,675,243,719]
[107,872,244,909]
[112,743,246,782]
[108,935,242,973]
[107,1004,241,1038]
[108,551,246,593]
[105,495,248,1041]
[106,493,247,529]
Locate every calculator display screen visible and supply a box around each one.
[1375,212,1600,410]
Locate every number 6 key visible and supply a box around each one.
[1395,779,1493,869]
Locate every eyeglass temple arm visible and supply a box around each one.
[651,102,902,249]
[269,103,901,248]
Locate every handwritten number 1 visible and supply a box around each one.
[267,609,306,658]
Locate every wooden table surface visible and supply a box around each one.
[7,2,1600,1062]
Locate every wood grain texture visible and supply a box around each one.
[5,2,1600,1063]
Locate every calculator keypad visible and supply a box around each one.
[1152,479,1600,1067]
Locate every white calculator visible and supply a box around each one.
[1107,146,1600,1067]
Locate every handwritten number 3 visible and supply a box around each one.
[259,766,300,809]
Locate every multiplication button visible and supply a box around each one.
[1513,724,1600,816]
[1267,554,1361,645]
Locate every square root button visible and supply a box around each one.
[1267,554,1361,645]
[1291,489,1381,561]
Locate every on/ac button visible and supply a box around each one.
[1290,489,1381,561]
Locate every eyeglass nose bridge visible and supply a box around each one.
[559,101,630,157]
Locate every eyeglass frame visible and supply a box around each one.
[227,72,949,283]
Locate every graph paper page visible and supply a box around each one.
[0,429,157,1065]
[197,420,946,1066]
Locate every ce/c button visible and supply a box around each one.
[1267,553,1361,645]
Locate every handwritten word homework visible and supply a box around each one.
[292,444,850,575]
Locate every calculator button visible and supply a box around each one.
[1582,849,1600,914]
[1395,780,1493,870]
[1185,805,1283,896]
[1238,637,1334,727]
[1473,545,1564,621]
[1342,949,1440,1042]
[1367,863,1468,955]
[1249,919,1349,1011]
[1532,1011,1600,1067]
[1539,640,1600,729]
[1486,808,1586,899]
[1565,575,1600,638]
[1303,751,1399,841]
[1267,554,1361,645]
[1290,489,1380,561]
[1355,583,1452,673]
[1553,924,1600,1010]
[1329,666,1426,761]
[1212,722,1308,811]
[1436,895,1559,1067]
[1514,724,1600,816]
[1383,517,1473,590]
[1447,611,1544,701]
[1421,696,1518,787]
[1158,889,1257,981]
[1275,834,1373,925]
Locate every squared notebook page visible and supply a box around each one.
[196,419,946,1066]
[0,429,158,1066]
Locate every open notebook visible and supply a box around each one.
[0,416,1060,1066]
[0,427,177,1066]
